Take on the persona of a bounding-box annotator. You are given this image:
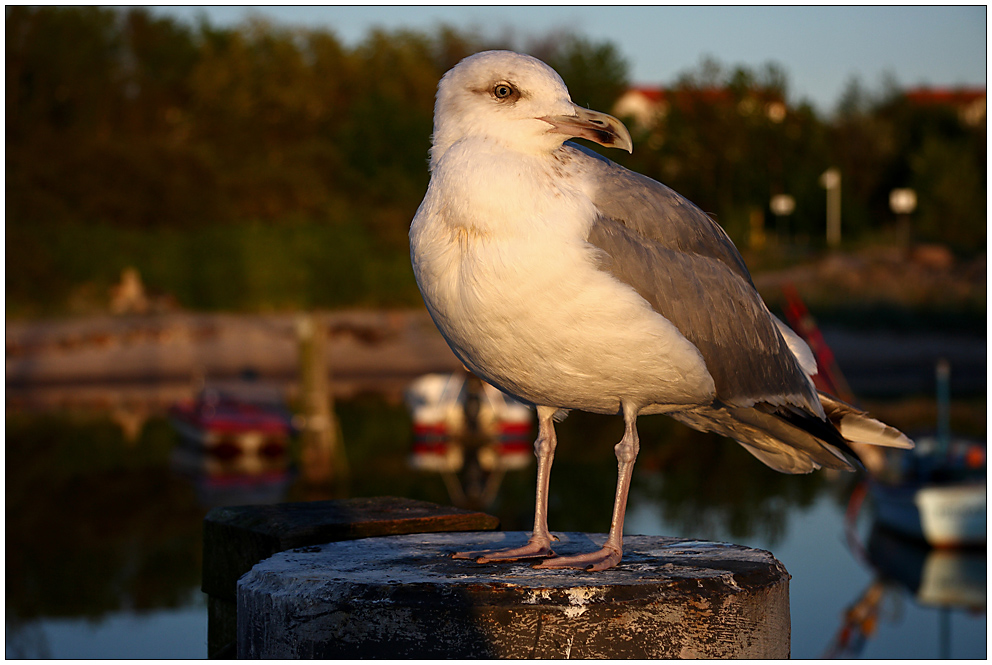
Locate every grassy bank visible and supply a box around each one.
[7,220,422,317]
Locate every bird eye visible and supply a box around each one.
[493,83,514,99]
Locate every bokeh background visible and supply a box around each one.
[6,5,986,316]
[6,5,986,659]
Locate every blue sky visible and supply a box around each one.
[149,5,986,114]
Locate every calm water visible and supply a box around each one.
[5,396,986,659]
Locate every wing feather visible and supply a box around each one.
[573,144,821,417]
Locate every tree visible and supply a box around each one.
[5,7,985,314]
[626,57,815,245]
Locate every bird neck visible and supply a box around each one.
[427,139,587,238]
[430,116,567,169]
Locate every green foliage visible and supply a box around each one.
[6,219,422,316]
[5,7,986,315]
[532,33,629,113]
[623,57,985,252]
[827,78,986,251]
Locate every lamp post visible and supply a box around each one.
[889,187,917,247]
[769,193,795,244]
[819,168,841,248]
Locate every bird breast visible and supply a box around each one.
[410,145,716,413]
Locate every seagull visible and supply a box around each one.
[410,50,913,571]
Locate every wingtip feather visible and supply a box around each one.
[838,414,915,449]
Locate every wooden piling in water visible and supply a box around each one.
[236,530,791,658]
[295,313,346,486]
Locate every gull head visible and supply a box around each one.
[430,50,632,165]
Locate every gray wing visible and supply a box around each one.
[572,144,821,416]
[570,143,752,284]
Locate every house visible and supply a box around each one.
[903,87,986,128]
[613,85,787,131]
[612,86,668,130]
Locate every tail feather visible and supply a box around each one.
[669,393,913,475]
[727,405,856,473]
[669,404,855,475]
[818,392,915,450]
[735,441,821,474]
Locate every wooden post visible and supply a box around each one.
[238,531,792,658]
[296,313,346,487]
[202,497,500,658]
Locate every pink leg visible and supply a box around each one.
[453,405,559,562]
[535,401,640,571]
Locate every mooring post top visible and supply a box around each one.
[238,531,792,659]
[241,531,789,597]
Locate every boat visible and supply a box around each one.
[405,372,532,473]
[168,380,297,506]
[870,435,986,547]
[869,359,985,548]
[781,285,986,549]
[169,381,296,460]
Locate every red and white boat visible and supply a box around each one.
[169,383,295,461]
[405,372,532,473]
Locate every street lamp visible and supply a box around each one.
[889,188,917,246]
[819,168,841,248]
[769,194,795,243]
[889,188,917,214]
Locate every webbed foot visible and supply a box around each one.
[453,537,555,563]
[532,546,621,572]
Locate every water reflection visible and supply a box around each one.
[170,447,293,508]
[866,528,985,611]
[405,372,532,510]
[818,358,987,658]
[168,380,295,507]
[6,412,205,655]
[826,494,986,658]
[5,390,986,658]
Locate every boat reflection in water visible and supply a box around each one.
[169,380,295,507]
[866,526,985,612]
[827,518,986,659]
[406,372,533,509]
[825,476,986,659]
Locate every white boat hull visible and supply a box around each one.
[872,481,986,547]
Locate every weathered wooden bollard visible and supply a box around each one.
[202,497,500,658]
[237,531,791,658]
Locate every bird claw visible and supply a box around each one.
[532,546,622,572]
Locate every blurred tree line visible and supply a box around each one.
[6,6,985,315]
[618,57,986,253]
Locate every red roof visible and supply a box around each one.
[903,87,986,107]
[628,86,666,103]
[626,85,779,106]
